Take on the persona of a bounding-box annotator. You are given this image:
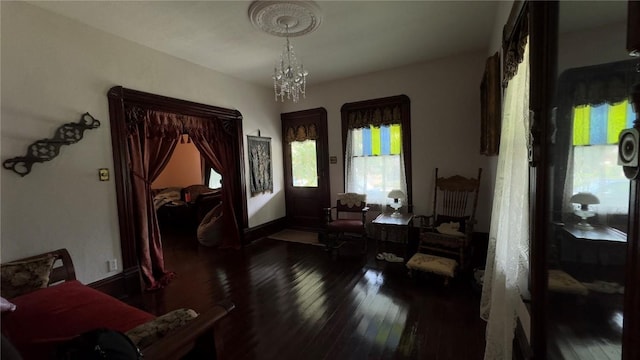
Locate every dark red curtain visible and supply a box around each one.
[185,116,241,249]
[127,110,181,290]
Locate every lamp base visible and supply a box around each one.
[390,210,402,217]
[573,209,596,230]
[574,221,595,230]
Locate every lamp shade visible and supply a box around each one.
[570,192,600,205]
[387,190,405,200]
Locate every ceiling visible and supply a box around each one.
[27,1,629,89]
[29,1,501,89]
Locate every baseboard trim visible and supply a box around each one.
[243,217,286,243]
[89,266,142,300]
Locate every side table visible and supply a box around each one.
[372,213,413,261]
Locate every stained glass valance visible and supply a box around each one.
[351,124,402,156]
[573,100,635,146]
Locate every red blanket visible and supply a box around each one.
[1,280,154,359]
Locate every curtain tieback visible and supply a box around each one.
[130,168,151,185]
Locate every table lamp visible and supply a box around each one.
[387,190,406,217]
[570,192,600,230]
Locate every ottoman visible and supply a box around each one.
[406,253,458,285]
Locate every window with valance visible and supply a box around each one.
[341,95,411,207]
[555,60,639,222]
[284,123,319,187]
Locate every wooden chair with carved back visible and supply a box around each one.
[414,168,482,271]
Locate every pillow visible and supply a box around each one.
[436,222,465,237]
[126,308,198,349]
[0,254,55,299]
[436,215,470,233]
[0,297,16,312]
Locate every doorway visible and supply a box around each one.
[107,86,247,294]
[281,108,330,230]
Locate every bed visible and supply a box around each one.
[154,185,223,227]
[0,249,234,359]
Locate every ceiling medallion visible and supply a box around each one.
[249,1,322,38]
[249,1,322,103]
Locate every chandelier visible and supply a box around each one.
[249,1,322,103]
[273,24,308,102]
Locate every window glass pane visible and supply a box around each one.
[347,124,404,204]
[208,169,222,189]
[349,154,402,204]
[573,145,629,214]
[291,140,318,187]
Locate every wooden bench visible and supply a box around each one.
[1,249,234,359]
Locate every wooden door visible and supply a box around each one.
[281,108,330,230]
[530,1,640,358]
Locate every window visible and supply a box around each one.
[346,125,404,204]
[341,95,412,207]
[291,139,318,187]
[208,169,222,189]
[572,100,633,214]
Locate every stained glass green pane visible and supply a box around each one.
[291,140,318,187]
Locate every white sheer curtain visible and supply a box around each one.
[345,127,407,205]
[480,40,530,360]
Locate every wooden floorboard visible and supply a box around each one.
[131,228,487,359]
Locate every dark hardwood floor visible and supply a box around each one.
[133,227,487,359]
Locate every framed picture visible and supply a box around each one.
[480,51,502,156]
[247,135,273,196]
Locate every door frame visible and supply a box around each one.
[281,107,331,230]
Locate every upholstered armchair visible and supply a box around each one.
[324,193,369,259]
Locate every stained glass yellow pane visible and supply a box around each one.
[390,124,402,154]
[371,126,381,155]
[573,105,590,146]
[607,100,628,144]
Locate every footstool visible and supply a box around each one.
[548,269,589,296]
[406,253,458,285]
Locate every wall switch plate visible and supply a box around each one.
[99,168,109,181]
[108,259,118,272]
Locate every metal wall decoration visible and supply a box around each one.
[247,135,273,196]
[3,112,100,176]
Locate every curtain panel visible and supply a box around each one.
[126,109,181,290]
[481,41,531,360]
[187,117,242,249]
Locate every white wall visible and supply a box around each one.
[1,1,516,285]
[558,22,628,74]
[283,51,494,231]
[0,2,284,283]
